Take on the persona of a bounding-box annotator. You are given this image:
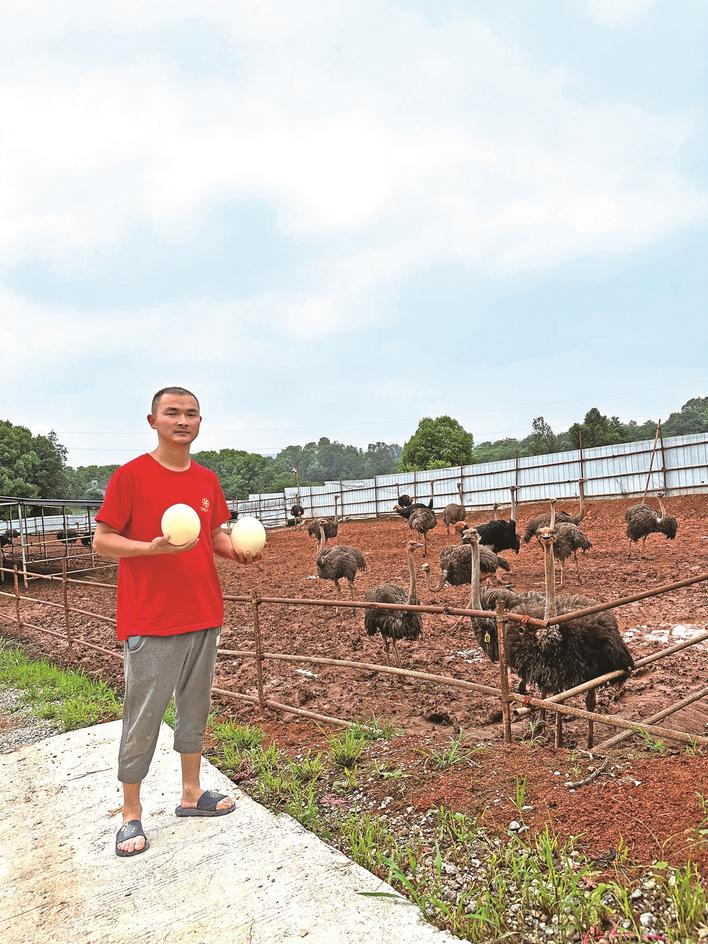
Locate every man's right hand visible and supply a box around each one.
[148,535,199,555]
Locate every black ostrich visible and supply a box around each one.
[393,498,434,518]
[56,529,79,545]
[307,495,339,541]
[523,480,587,543]
[441,482,467,534]
[467,522,633,748]
[397,493,413,508]
[625,493,678,558]
[290,495,304,527]
[474,486,520,555]
[364,540,423,665]
[80,534,92,547]
[421,534,510,592]
[315,524,366,605]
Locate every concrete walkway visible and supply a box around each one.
[0,720,454,944]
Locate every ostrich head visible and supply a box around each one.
[658,516,678,539]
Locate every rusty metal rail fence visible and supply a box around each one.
[1,561,707,750]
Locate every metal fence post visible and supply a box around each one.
[658,421,668,493]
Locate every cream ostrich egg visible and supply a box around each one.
[230,516,266,554]
[161,503,201,545]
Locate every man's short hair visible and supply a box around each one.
[151,387,200,415]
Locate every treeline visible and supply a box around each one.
[1,398,706,506]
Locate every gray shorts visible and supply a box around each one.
[118,627,220,783]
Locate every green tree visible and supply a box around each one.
[569,408,625,448]
[0,421,69,508]
[663,397,708,436]
[525,416,557,455]
[400,416,474,471]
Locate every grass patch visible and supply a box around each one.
[419,731,482,770]
[328,726,368,768]
[0,643,121,730]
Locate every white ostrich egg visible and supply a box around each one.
[230,516,266,554]
[161,503,201,545]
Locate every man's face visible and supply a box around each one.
[148,393,201,446]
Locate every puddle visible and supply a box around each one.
[623,623,708,645]
[457,649,484,663]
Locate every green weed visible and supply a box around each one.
[329,727,367,768]
[419,731,481,770]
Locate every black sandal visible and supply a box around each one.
[115,819,150,857]
[175,789,236,817]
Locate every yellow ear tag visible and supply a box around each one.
[484,632,491,642]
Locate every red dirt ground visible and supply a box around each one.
[2,493,707,871]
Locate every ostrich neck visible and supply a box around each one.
[317,527,326,558]
[407,549,417,602]
[657,495,666,519]
[458,484,465,508]
[542,537,557,621]
[469,542,481,611]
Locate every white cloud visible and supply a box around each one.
[586,0,654,27]
[0,0,705,347]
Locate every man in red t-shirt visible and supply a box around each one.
[94,386,260,857]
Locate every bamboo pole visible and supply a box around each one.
[496,601,512,743]
[12,565,22,629]
[212,686,352,728]
[61,558,75,658]
[508,690,708,747]
[217,647,501,695]
[251,593,266,708]
[596,684,708,751]
[643,423,662,501]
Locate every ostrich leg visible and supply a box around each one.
[585,688,596,749]
[423,531,428,557]
[391,636,401,667]
[333,579,343,616]
[347,580,356,601]
[627,539,634,560]
[382,637,391,665]
[641,535,647,559]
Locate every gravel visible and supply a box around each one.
[0,688,62,753]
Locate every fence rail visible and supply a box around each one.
[1,561,706,751]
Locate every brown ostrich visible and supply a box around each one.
[315,524,366,606]
[625,492,678,558]
[535,499,592,588]
[407,504,437,557]
[421,533,510,591]
[523,479,588,543]
[441,482,467,534]
[364,540,423,665]
[307,495,339,541]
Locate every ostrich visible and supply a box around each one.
[420,535,510,592]
[475,486,520,555]
[56,529,79,545]
[523,479,587,544]
[307,495,339,541]
[552,522,592,587]
[469,520,633,748]
[290,495,304,527]
[492,504,500,521]
[80,534,92,547]
[364,540,423,665]
[625,493,678,558]
[441,482,467,534]
[315,524,366,605]
[397,493,413,508]
[407,504,437,557]
[394,498,434,518]
[534,499,592,588]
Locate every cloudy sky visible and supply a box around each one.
[3,0,706,468]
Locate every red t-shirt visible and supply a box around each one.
[96,454,231,641]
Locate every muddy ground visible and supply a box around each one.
[1,493,707,871]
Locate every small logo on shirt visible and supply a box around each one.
[201,498,210,512]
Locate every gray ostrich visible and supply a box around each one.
[537,499,592,588]
[405,482,437,556]
[307,495,339,541]
[421,532,510,591]
[441,482,467,534]
[523,479,588,543]
[364,540,423,665]
[469,517,633,748]
[625,493,678,558]
[315,523,366,605]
